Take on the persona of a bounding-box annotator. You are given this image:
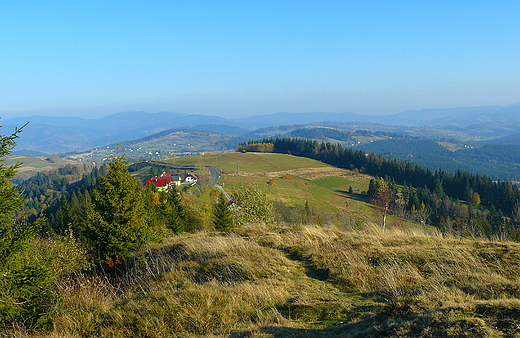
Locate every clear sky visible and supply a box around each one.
[2,1,520,119]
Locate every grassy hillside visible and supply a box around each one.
[165,152,378,224]
[6,155,81,181]
[15,225,520,337]
[68,129,239,164]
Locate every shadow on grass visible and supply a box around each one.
[229,326,345,338]
[229,327,309,338]
[286,251,329,281]
[335,190,369,203]
[229,322,380,338]
[228,300,520,337]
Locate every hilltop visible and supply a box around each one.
[166,152,375,223]
[23,224,519,338]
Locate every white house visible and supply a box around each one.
[184,173,198,184]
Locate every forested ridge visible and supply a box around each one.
[240,137,520,238]
[354,137,520,181]
[17,165,105,222]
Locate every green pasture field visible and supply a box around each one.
[313,176,353,189]
[172,152,427,229]
[165,152,376,223]
[170,152,327,172]
[6,155,80,180]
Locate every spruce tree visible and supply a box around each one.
[159,185,188,234]
[0,125,56,329]
[84,155,151,263]
[213,193,233,231]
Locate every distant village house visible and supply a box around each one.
[146,172,182,191]
[146,172,197,190]
[184,173,198,184]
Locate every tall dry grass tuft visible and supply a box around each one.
[237,223,520,336]
[52,273,118,337]
[39,231,311,337]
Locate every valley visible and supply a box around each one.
[5,3,520,336]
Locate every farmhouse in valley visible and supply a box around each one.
[185,173,198,184]
[146,172,181,191]
[146,172,197,190]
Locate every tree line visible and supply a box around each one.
[354,138,520,181]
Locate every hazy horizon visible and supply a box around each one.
[2,2,520,120]
[5,102,519,122]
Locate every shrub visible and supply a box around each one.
[232,187,274,226]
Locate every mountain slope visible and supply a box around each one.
[4,112,231,154]
[231,111,377,129]
[382,104,520,127]
[354,138,520,180]
[483,132,520,145]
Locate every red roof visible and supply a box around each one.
[146,176,172,187]
[188,173,198,179]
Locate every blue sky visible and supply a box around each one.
[1,1,520,119]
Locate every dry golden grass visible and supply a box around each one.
[240,224,520,336]
[228,166,370,182]
[12,224,520,337]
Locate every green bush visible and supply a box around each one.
[232,186,274,226]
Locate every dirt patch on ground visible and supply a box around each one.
[227,167,371,181]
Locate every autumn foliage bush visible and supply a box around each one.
[236,142,274,153]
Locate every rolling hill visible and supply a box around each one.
[5,104,520,154]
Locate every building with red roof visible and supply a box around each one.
[146,172,182,190]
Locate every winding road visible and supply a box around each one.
[206,166,232,201]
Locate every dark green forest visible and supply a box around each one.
[353,137,520,181]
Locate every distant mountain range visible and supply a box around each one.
[3,104,520,154]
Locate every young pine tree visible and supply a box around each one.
[84,155,152,264]
[213,193,233,231]
[0,125,57,329]
[159,186,189,234]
